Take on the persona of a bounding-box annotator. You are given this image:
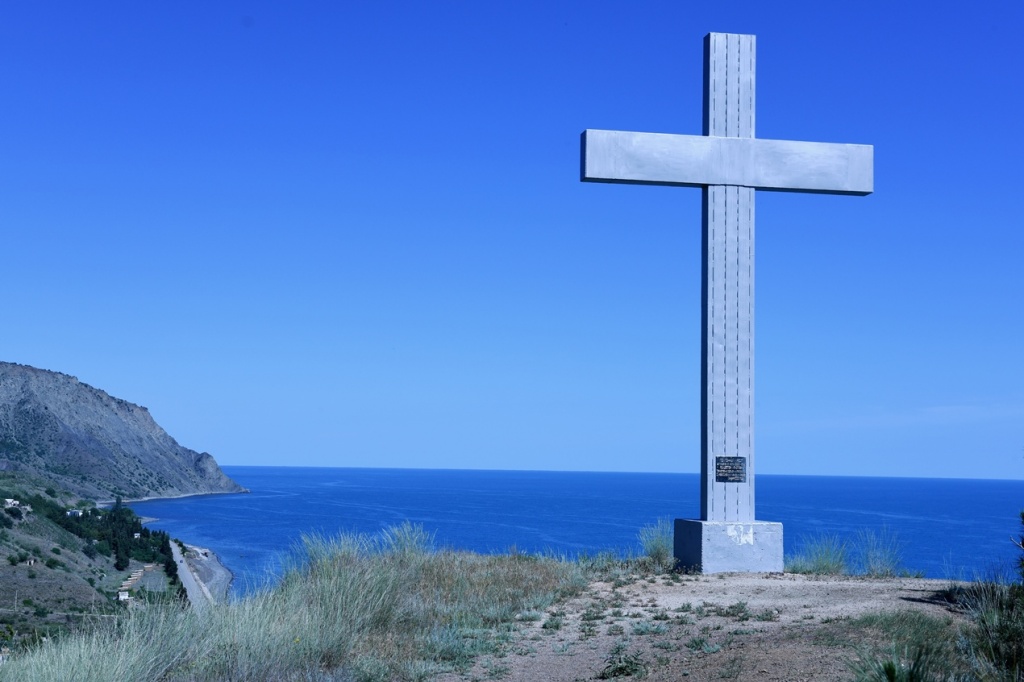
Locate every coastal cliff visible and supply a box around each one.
[0,361,245,500]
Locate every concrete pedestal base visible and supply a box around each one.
[674,519,784,574]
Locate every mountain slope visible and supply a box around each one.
[0,362,244,500]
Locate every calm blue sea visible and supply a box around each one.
[129,467,1024,597]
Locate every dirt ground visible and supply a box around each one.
[435,573,965,682]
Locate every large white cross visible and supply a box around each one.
[581,33,872,572]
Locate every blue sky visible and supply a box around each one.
[2,2,1021,479]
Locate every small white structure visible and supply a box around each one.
[3,499,18,508]
[66,509,83,518]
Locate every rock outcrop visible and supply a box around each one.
[0,362,245,500]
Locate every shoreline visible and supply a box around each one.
[124,492,242,605]
[98,487,249,508]
[176,542,233,604]
[137,517,234,604]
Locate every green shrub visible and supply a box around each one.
[637,518,675,573]
[847,644,941,682]
[631,621,667,635]
[786,535,848,575]
[950,514,1024,680]
[787,529,905,577]
[1016,510,1024,582]
[423,624,494,669]
[959,578,1024,679]
[853,528,904,578]
[379,520,434,557]
[541,616,563,631]
[823,610,954,675]
[599,642,648,679]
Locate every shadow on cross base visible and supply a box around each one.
[673,520,784,573]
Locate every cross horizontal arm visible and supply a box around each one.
[581,129,873,195]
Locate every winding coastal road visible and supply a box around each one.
[170,542,212,610]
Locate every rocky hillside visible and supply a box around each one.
[0,362,245,501]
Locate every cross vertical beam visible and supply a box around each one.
[701,33,756,523]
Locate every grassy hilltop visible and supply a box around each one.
[1,520,1022,682]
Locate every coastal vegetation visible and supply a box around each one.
[0,484,183,647]
[0,361,237,647]
[636,517,674,574]
[785,528,909,578]
[785,533,850,575]
[0,519,1022,681]
[9,492,178,577]
[0,522,589,680]
[793,520,1024,682]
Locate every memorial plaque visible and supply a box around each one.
[715,457,747,483]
